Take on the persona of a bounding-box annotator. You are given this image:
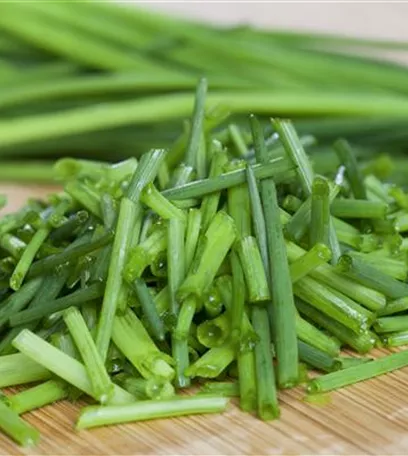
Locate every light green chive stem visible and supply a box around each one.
[0,401,40,447]
[140,183,186,221]
[289,243,332,284]
[310,176,330,247]
[185,208,202,272]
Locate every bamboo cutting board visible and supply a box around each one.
[1,185,408,456]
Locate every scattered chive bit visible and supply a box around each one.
[3,79,408,447]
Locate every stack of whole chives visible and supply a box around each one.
[3,81,408,446]
[1,1,408,174]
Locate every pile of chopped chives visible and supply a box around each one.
[2,81,408,447]
[1,1,408,175]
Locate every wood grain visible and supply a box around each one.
[2,186,408,455]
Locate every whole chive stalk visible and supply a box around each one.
[185,344,235,378]
[131,279,165,341]
[10,227,49,290]
[286,241,386,312]
[185,209,202,272]
[307,350,408,394]
[12,329,134,405]
[10,282,104,327]
[124,225,167,281]
[0,401,39,447]
[163,157,295,200]
[252,306,280,420]
[378,296,408,317]
[289,243,332,283]
[331,199,387,219]
[296,299,376,354]
[140,183,186,221]
[112,308,174,381]
[200,142,228,231]
[310,176,330,247]
[338,253,408,299]
[63,307,114,404]
[196,312,230,348]
[178,211,236,300]
[0,277,43,330]
[296,314,341,357]
[199,381,239,397]
[8,379,67,415]
[334,139,367,199]
[76,396,228,430]
[97,148,166,361]
[237,236,270,303]
[293,276,373,334]
[0,353,50,388]
[230,250,246,341]
[374,315,408,334]
[27,232,113,278]
[298,340,341,373]
[0,233,26,259]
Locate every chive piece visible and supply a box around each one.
[296,314,341,357]
[228,124,248,157]
[185,208,202,271]
[226,160,252,238]
[378,296,408,317]
[337,356,373,369]
[65,181,102,218]
[162,157,295,200]
[8,379,67,415]
[252,306,280,419]
[310,177,330,247]
[112,309,174,380]
[49,210,89,243]
[199,381,239,397]
[374,315,408,334]
[331,199,387,219]
[338,253,408,299]
[178,212,236,300]
[184,78,208,169]
[294,276,372,333]
[63,307,114,404]
[298,340,341,373]
[9,283,104,327]
[237,346,257,412]
[76,395,228,429]
[185,344,235,378]
[296,299,376,354]
[289,243,332,284]
[140,183,185,221]
[0,353,50,388]
[132,279,165,341]
[0,401,39,447]
[230,250,246,341]
[12,329,134,405]
[272,118,313,195]
[0,233,26,259]
[168,217,186,316]
[200,144,228,231]
[237,236,270,303]
[383,330,408,348]
[307,350,408,394]
[334,139,367,199]
[197,313,230,348]
[10,227,49,290]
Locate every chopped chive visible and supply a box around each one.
[168,217,186,316]
[76,395,228,430]
[65,181,102,218]
[140,183,186,221]
[382,330,408,348]
[338,253,408,299]
[185,344,235,378]
[0,233,26,259]
[162,157,295,201]
[296,313,341,357]
[310,176,330,247]
[185,208,202,271]
[229,124,248,157]
[334,139,367,199]
[8,379,67,415]
[337,356,373,369]
[12,329,134,405]
[0,401,39,447]
[49,210,89,243]
[297,340,341,373]
[252,306,280,419]
[197,312,230,348]
[200,143,228,231]
[237,236,270,304]
[374,315,408,334]
[237,346,257,412]
[331,199,387,219]
[350,251,407,280]
[289,243,332,284]
[307,350,408,394]
[9,282,104,327]
[230,249,246,341]
[63,307,114,404]
[0,353,50,388]
[378,296,408,317]
[131,279,165,341]
[199,381,239,397]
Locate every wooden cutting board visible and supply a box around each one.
[1,184,408,456]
